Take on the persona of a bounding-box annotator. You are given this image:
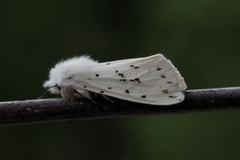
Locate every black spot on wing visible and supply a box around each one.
[167,81,173,84]
[125,90,129,94]
[134,78,141,83]
[95,74,99,77]
[108,87,112,89]
[169,95,177,98]
[129,64,139,69]
[83,86,87,88]
[120,79,126,81]
[118,73,125,78]
[100,91,104,93]
[162,90,169,94]
[115,70,118,73]
[161,75,166,78]
[157,67,162,71]
[141,95,146,98]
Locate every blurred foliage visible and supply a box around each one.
[0,0,240,160]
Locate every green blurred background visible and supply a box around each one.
[1,1,240,160]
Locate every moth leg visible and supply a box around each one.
[74,90,96,104]
[100,95,115,103]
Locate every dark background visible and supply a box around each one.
[1,1,240,159]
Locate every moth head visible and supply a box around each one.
[43,64,67,94]
[43,80,61,94]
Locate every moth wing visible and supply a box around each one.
[72,54,186,105]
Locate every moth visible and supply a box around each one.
[43,54,187,105]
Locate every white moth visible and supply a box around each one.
[43,54,187,105]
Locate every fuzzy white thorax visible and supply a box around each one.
[44,56,98,94]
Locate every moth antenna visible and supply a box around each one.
[38,85,58,99]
